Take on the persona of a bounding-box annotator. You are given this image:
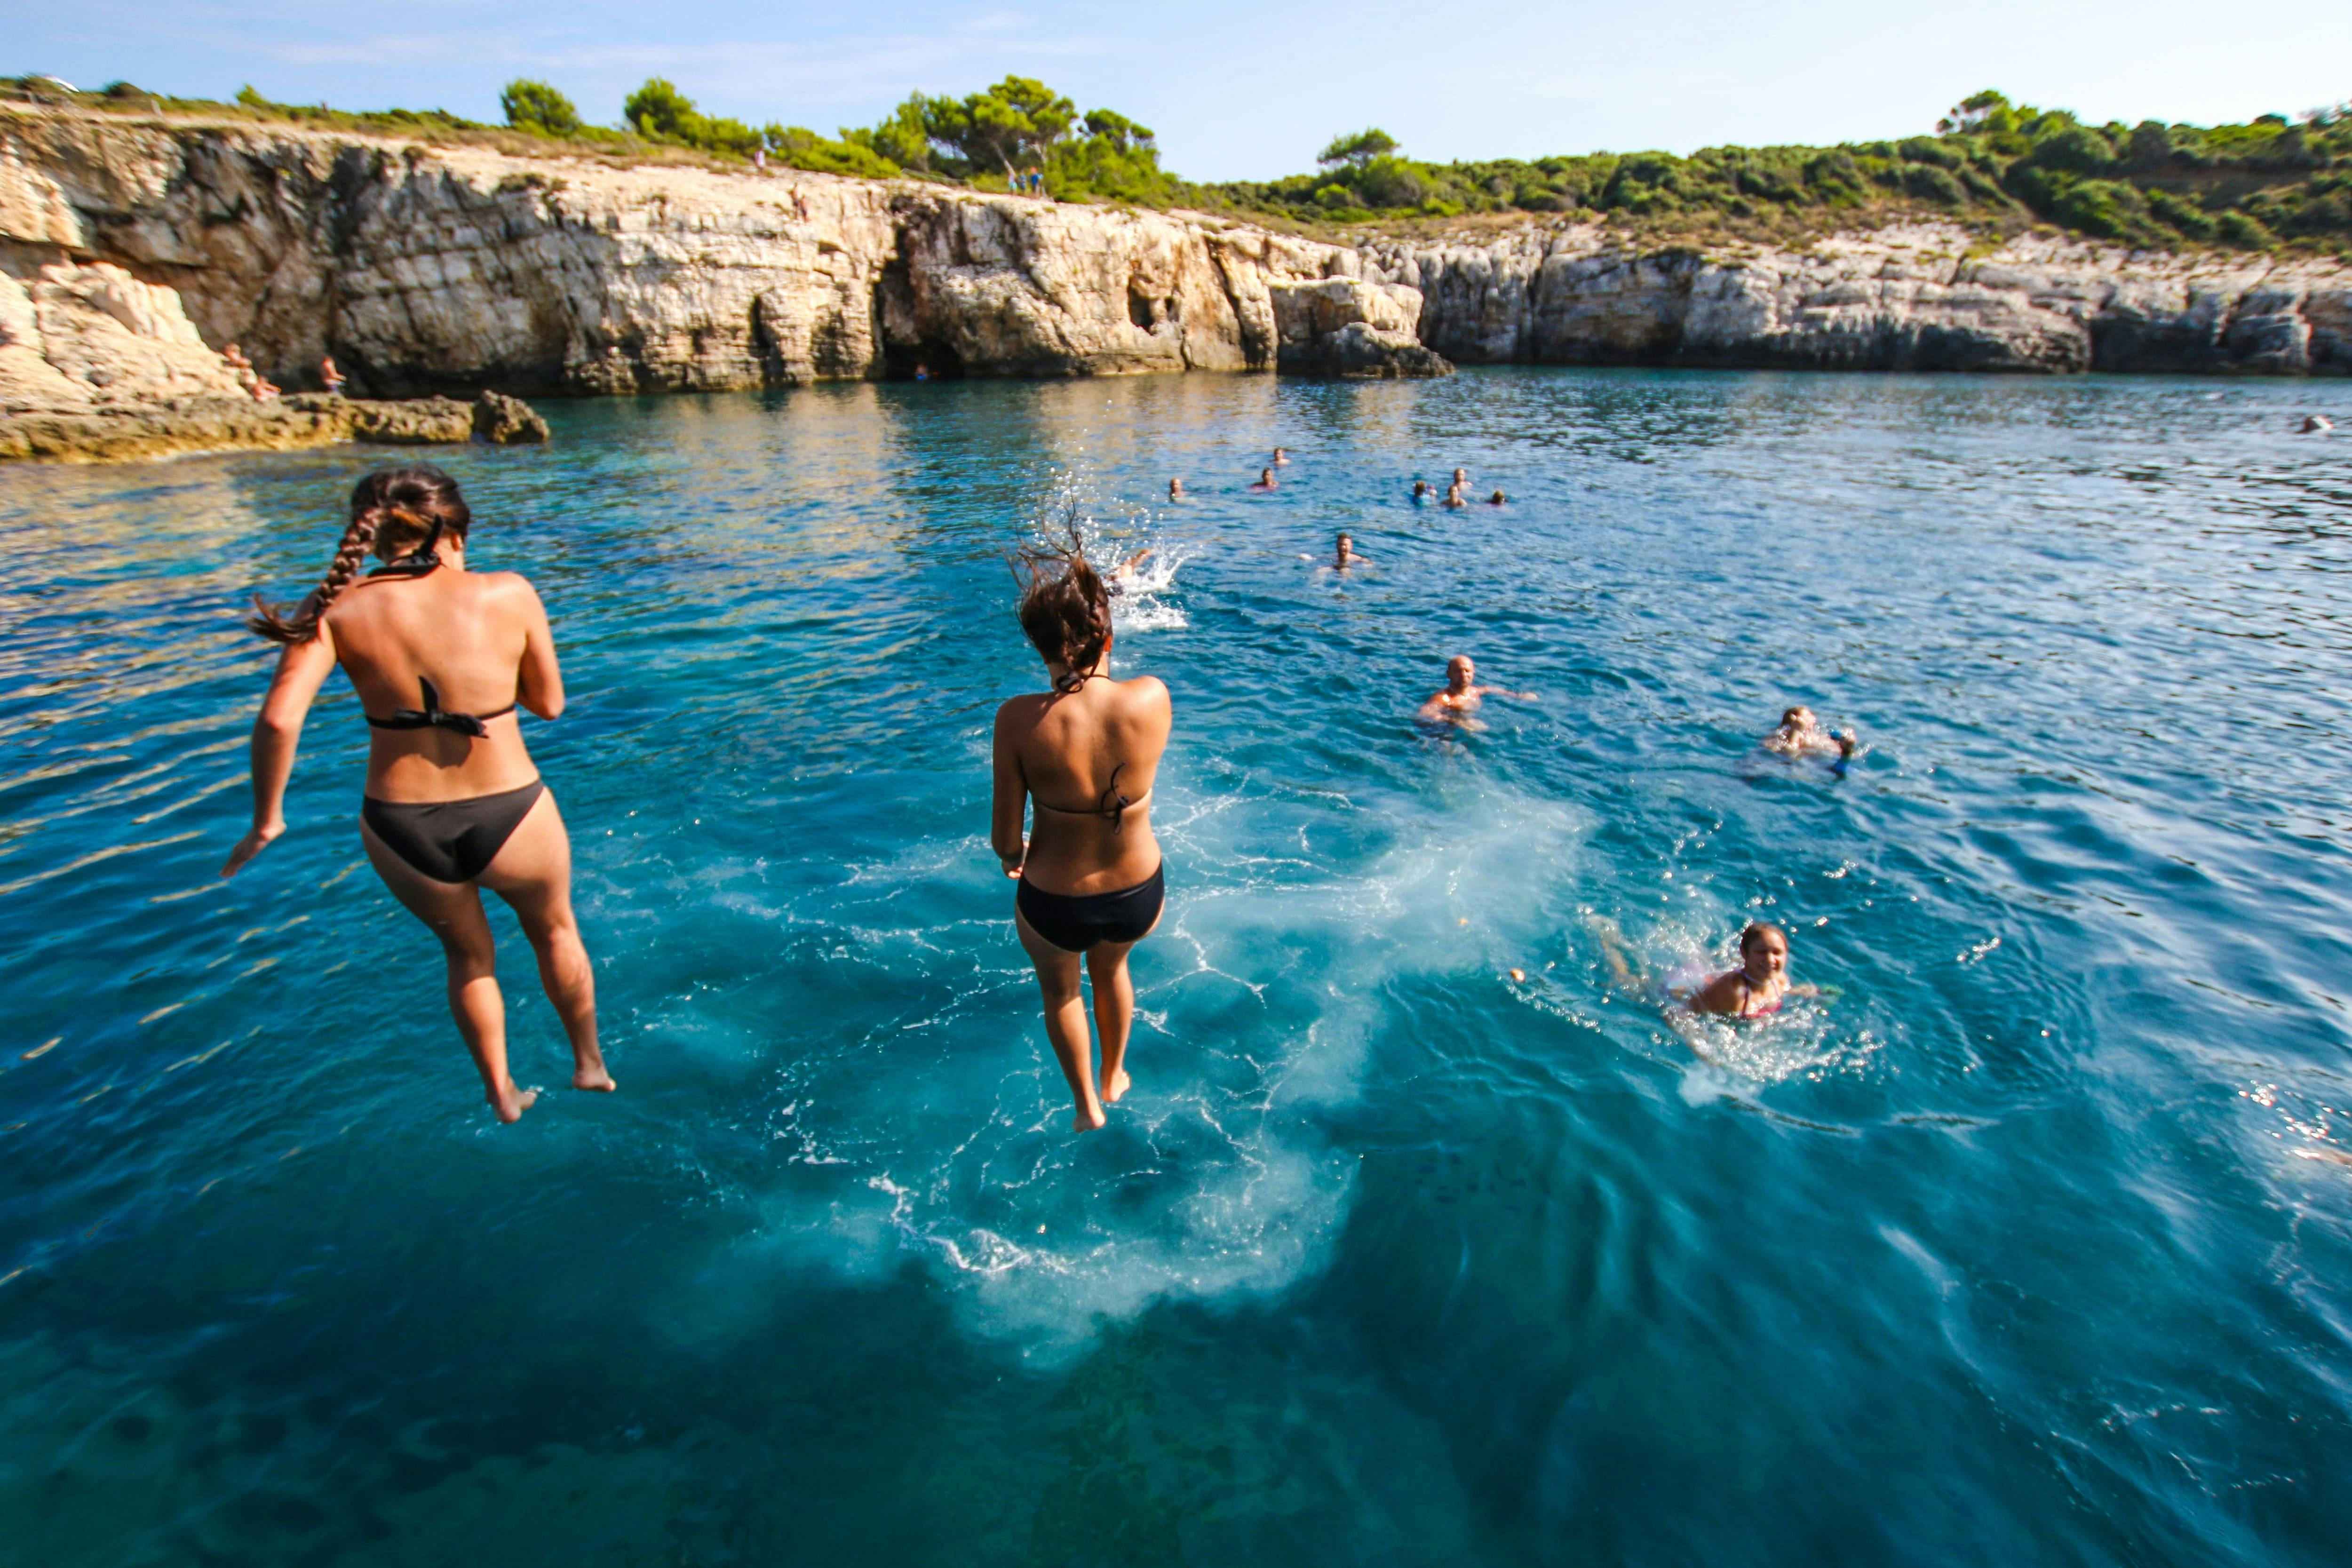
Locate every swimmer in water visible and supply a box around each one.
[1303,532,1367,571]
[1831,729,1858,777]
[1271,446,1290,466]
[1452,467,1469,488]
[1168,478,1184,500]
[1764,705,1841,757]
[2303,414,2335,434]
[1486,490,1507,506]
[1251,468,1277,492]
[1441,483,1467,509]
[1589,915,1819,1024]
[1107,547,1154,594]
[1411,480,1432,502]
[1686,923,1819,1017]
[1417,654,1536,726]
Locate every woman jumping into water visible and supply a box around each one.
[222,466,610,1122]
[992,533,1172,1132]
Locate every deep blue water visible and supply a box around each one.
[3,367,2351,1566]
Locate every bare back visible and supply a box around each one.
[993,674,1171,895]
[323,563,559,803]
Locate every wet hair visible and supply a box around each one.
[1740,922,1788,956]
[1780,705,1812,728]
[1013,527,1112,694]
[248,465,472,645]
[1337,532,1352,546]
[1489,490,1506,504]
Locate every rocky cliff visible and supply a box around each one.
[1359,223,2352,374]
[0,104,1419,402]
[3,102,2348,414]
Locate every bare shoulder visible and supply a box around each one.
[994,691,1051,733]
[475,569,542,605]
[1119,674,1171,712]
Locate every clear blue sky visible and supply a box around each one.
[11,1,2349,181]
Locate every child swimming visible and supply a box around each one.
[1590,916,1820,1020]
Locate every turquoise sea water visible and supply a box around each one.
[3,368,2351,1565]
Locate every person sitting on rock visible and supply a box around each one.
[1250,468,1277,493]
[320,356,345,397]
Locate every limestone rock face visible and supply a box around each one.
[0,108,1355,395]
[1367,223,2352,374]
[0,260,245,413]
[1270,277,1454,377]
[4,104,2348,397]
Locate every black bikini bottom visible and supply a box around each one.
[1017,863,1166,953]
[362,780,545,884]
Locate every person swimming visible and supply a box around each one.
[1589,916,1819,1024]
[222,466,611,1123]
[1251,468,1277,492]
[1685,923,1818,1017]
[1168,478,1184,500]
[2303,414,2335,434]
[1271,446,1290,466]
[1764,705,1840,757]
[1417,654,1536,726]
[1303,532,1367,571]
[993,532,1173,1133]
[1441,483,1467,509]
[1107,546,1155,595]
[1486,490,1507,506]
[1411,480,1432,502]
[1452,467,1469,488]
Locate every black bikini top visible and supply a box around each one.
[1034,763,1151,833]
[360,526,513,738]
[366,676,515,738]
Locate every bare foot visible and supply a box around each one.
[1102,1068,1131,1105]
[573,1062,616,1093]
[491,1086,539,1124]
[1073,1102,1107,1133]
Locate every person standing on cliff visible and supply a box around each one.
[320,356,345,397]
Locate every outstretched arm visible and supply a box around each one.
[222,625,339,876]
[990,705,1029,879]
[1477,684,1540,701]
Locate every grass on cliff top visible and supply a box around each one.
[8,76,2349,262]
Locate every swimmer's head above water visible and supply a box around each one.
[1453,467,1468,486]
[1413,480,1430,497]
[1487,490,1506,505]
[1272,446,1289,465]
[1168,477,1184,498]
[1739,922,1789,984]
[1254,468,1276,490]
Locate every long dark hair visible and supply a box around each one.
[1012,526,1112,694]
[248,466,473,645]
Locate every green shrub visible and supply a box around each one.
[501,80,580,136]
[2217,209,2279,248]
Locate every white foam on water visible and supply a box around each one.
[676,779,1593,1359]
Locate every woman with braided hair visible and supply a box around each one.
[991,533,1173,1132]
[222,465,611,1123]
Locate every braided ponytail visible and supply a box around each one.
[1013,525,1112,693]
[246,466,472,645]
